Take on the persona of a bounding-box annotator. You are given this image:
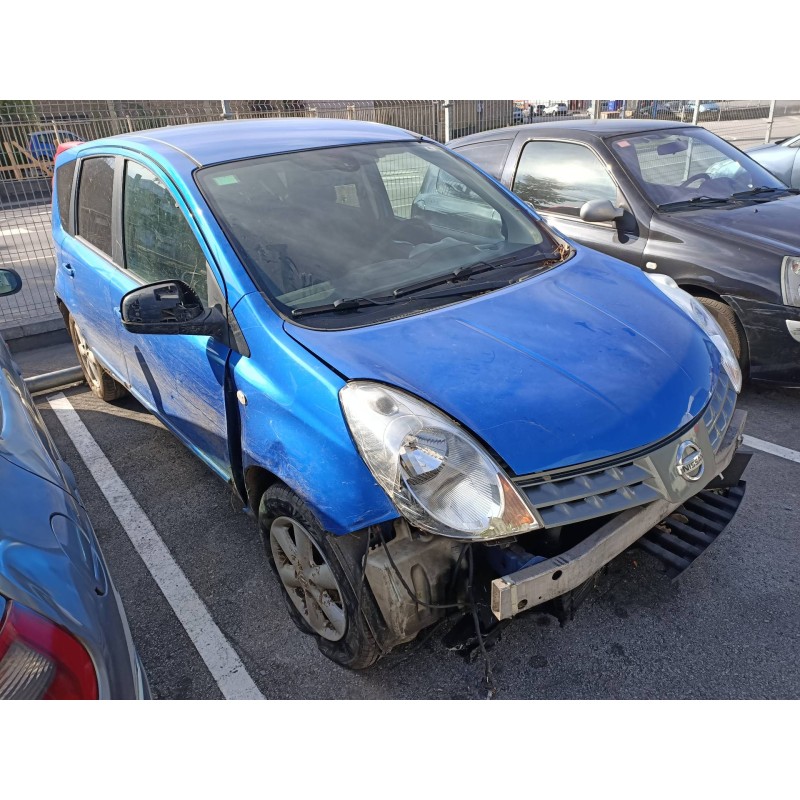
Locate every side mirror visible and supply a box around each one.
[120,280,226,339]
[0,268,22,297]
[579,199,624,223]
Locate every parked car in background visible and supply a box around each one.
[52,119,748,669]
[0,268,148,699]
[680,101,721,119]
[544,103,569,116]
[748,133,800,189]
[635,102,679,120]
[28,130,79,161]
[449,119,800,385]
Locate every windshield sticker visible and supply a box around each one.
[213,175,240,186]
[616,140,630,148]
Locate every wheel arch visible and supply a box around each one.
[677,282,750,374]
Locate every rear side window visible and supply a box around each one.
[55,160,76,233]
[452,140,512,180]
[123,161,209,304]
[77,157,115,256]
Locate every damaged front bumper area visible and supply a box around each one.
[490,407,748,621]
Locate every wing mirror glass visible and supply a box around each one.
[0,268,23,297]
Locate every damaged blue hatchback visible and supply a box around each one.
[52,119,749,668]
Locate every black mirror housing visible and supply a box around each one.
[120,280,227,339]
[0,268,23,297]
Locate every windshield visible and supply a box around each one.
[609,127,788,209]
[197,141,559,319]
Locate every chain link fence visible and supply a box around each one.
[1,98,797,335]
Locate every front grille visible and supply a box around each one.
[702,369,736,453]
[517,369,738,529]
[522,462,662,527]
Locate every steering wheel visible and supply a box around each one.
[680,172,712,188]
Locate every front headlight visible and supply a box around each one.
[340,381,542,540]
[781,256,800,307]
[646,273,742,393]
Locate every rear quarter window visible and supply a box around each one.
[76,156,115,257]
[452,140,512,180]
[55,160,77,234]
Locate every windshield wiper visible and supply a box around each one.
[391,249,570,299]
[291,295,395,318]
[730,186,788,199]
[391,261,494,298]
[658,195,732,211]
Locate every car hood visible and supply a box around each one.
[286,251,717,475]
[746,142,778,154]
[670,193,800,254]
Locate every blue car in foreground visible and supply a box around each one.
[0,268,148,698]
[52,119,749,668]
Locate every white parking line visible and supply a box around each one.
[0,228,29,236]
[47,392,265,700]
[743,435,800,465]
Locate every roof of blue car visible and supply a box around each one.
[97,118,420,167]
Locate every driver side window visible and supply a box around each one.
[123,161,209,304]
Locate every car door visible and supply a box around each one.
[59,154,129,382]
[507,138,647,265]
[112,157,234,480]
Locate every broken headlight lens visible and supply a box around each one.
[646,273,742,393]
[781,255,800,307]
[340,381,542,540]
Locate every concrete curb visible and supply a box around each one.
[1,315,69,353]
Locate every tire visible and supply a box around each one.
[695,297,746,366]
[68,315,127,402]
[258,484,382,670]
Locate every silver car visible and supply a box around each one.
[748,133,800,189]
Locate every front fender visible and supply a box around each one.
[232,293,398,535]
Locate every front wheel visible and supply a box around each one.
[259,484,382,670]
[696,296,746,367]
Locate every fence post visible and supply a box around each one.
[443,101,451,143]
[765,100,777,144]
[220,100,233,120]
[691,100,700,125]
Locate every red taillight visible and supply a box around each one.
[0,601,98,700]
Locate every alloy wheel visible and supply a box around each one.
[269,516,347,641]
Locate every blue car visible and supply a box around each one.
[0,268,148,698]
[52,119,749,668]
[28,130,80,162]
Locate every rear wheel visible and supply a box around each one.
[68,316,127,402]
[259,484,382,670]
[695,296,745,366]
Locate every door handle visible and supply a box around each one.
[63,263,75,277]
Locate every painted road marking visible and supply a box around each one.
[743,435,800,465]
[2,255,54,264]
[0,228,29,236]
[47,392,264,700]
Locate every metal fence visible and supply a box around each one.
[1,98,797,334]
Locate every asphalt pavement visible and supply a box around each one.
[19,343,800,700]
